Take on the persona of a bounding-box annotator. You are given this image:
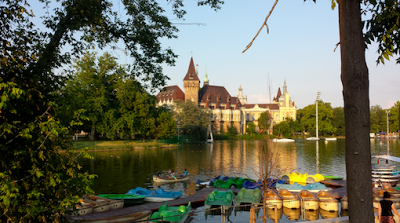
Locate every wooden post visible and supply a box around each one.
[274,205,278,223]
[250,204,256,223]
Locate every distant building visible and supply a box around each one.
[156,57,297,134]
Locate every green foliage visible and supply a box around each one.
[173,100,211,140]
[370,105,386,133]
[227,124,239,139]
[155,111,177,139]
[273,121,291,138]
[246,122,256,136]
[258,112,270,131]
[298,101,336,136]
[332,107,345,136]
[364,1,400,64]
[389,101,400,133]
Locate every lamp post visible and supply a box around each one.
[386,110,390,139]
[316,92,321,139]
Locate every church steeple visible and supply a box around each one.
[183,57,200,103]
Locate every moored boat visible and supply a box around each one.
[97,194,145,206]
[325,137,337,141]
[80,198,110,213]
[265,189,283,209]
[204,189,234,209]
[86,195,124,210]
[234,188,262,205]
[153,175,190,183]
[126,187,182,202]
[149,201,191,223]
[278,189,301,209]
[323,175,344,180]
[272,138,295,142]
[371,154,400,186]
[281,172,324,184]
[299,190,319,210]
[341,195,348,210]
[317,191,339,211]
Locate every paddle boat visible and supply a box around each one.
[299,190,319,210]
[73,203,93,216]
[234,188,262,205]
[153,175,190,183]
[213,177,254,189]
[317,191,339,211]
[97,194,145,206]
[341,195,348,210]
[196,175,230,187]
[126,187,182,202]
[150,201,191,223]
[276,182,328,192]
[323,175,344,180]
[281,172,324,184]
[373,187,400,209]
[272,138,295,142]
[265,189,283,209]
[242,179,261,189]
[371,154,400,186]
[79,197,110,213]
[279,189,301,209]
[204,189,234,209]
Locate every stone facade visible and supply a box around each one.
[156,57,297,134]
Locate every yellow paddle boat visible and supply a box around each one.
[281,172,325,184]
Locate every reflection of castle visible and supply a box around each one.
[156,57,297,134]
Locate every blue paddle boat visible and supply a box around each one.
[126,187,182,202]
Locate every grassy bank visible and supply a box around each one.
[70,139,180,151]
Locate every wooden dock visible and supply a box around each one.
[71,187,239,221]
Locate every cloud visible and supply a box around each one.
[247,94,271,104]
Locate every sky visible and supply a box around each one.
[152,0,399,109]
[28,0,399,110]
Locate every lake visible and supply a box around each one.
[79,138,400,222]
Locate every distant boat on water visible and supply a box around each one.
[272,138,295,143]
[306,137,319,141]
[206,124,213,143]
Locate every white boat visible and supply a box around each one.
[206,124,213,143]
[325,137,337,141]
[279,189,301,209]
[371,155,400,186]
[272,138,295,143]
[299,190,319,210]
[306,137,319,141]
[317,191,339,211]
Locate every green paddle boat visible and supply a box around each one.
[98,194,145,206]
[323,175,344,180]
[205,189,234,209]
[213,177,254,189]
[150,201,191,223]
[235,188,262,205]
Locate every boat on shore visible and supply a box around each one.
[317,191,338,211]
[299,190,319,210]
[265,189,283,209]
[279,189,301,209]
[153,175,190,183]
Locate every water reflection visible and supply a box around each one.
[78,139,400,222]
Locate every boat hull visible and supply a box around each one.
[317,191,339,211]
[299,190,319,210]
[153,175,190,183]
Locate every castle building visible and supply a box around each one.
[156,57,297,134]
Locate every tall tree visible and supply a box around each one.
[258,112,271,133]
[173,100,211,140]
[389,101,400,134]
[299,101,335,136]
[370,105,386,133]
[332,107,345,136]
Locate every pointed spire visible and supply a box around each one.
[183,57,200,81]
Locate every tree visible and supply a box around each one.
[227,123,239,139]
[389,101,400,133]
[173,100,210,140]
[0,0,223,221]
[246,122,256,136]
[258,112,271,133]
[299,101,336,136]
[332,107,345,136]
[155,110,177,139]
[370,105,386,133]
[273,121,291,138]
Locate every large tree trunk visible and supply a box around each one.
[338,1,373,222]
[90,124,96,141]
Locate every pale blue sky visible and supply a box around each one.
[29,0,399,109]
[156,0,399,109]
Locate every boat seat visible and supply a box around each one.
[178,205,186,213]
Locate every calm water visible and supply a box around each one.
[79,138,400,222]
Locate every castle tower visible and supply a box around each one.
[183,57,200,103]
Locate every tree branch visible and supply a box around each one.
[242,0,279,53]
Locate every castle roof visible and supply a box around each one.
[199,85,231,104]
[156,85,185,102]
[183,57,200,81]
